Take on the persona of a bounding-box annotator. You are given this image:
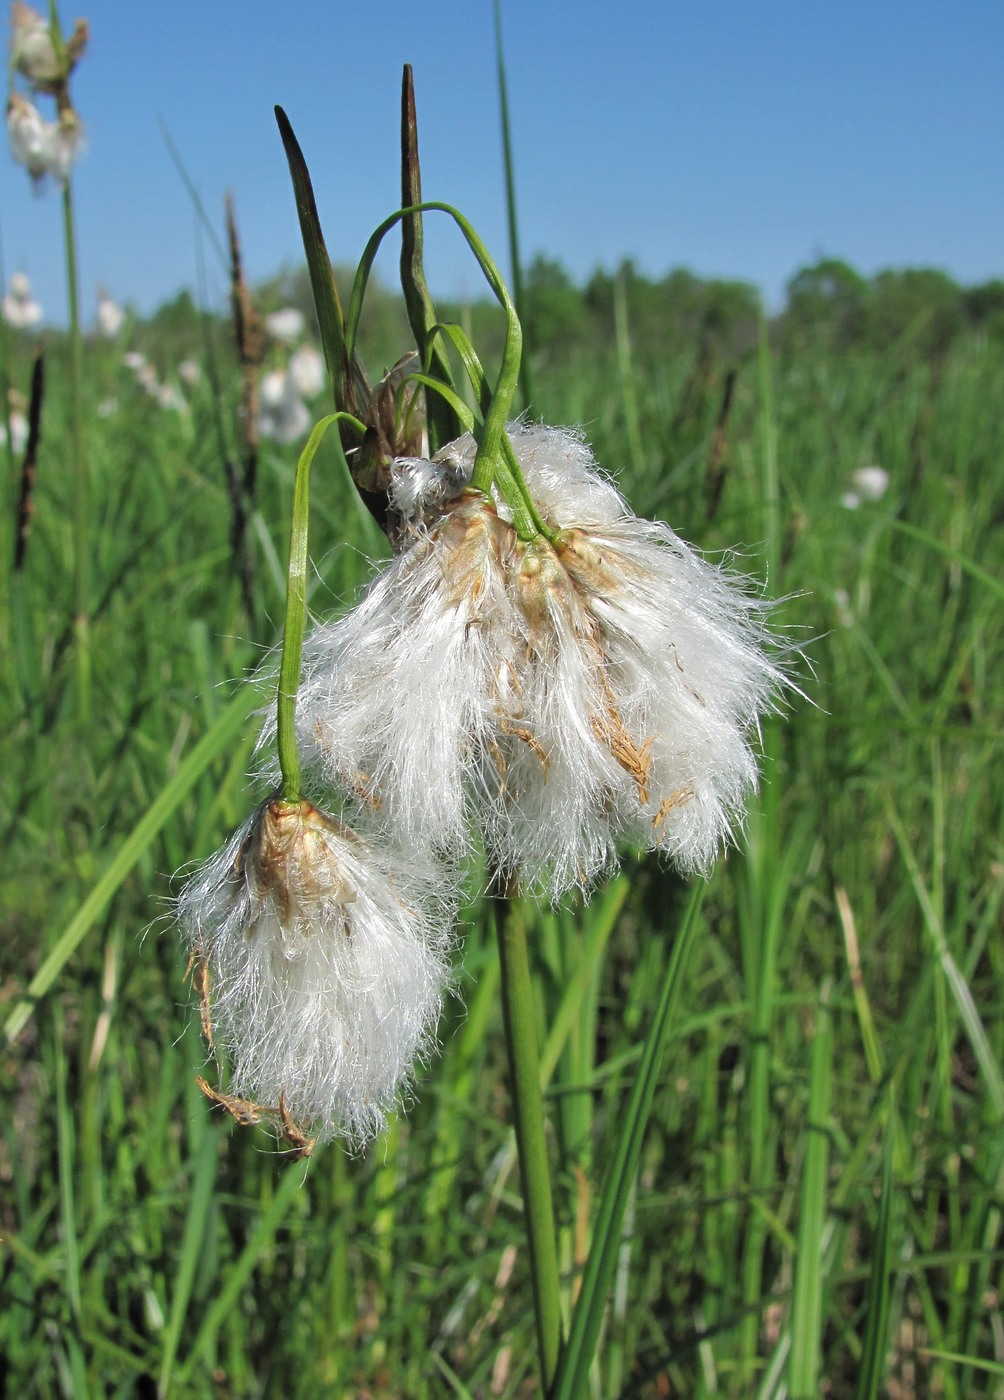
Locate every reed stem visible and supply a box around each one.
[493,886,563,1392]
[63,177,90,722]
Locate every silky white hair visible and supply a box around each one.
[177,797,454,1148]
[269,425,789,898]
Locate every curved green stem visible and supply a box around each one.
[345,203,553,541]
[420,320,554,542]
[493,887,563,1391]
[276,411,366,802]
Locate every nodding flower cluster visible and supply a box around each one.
[6,3,87,188]
[271,425,785,894]
[177,797,452,1148]
[179,421,789,1148]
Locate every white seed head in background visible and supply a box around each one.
[287,342,326,400]
[0,410,30,454]
[96,292,125,338]
[6,92,83,186]
[850,465,889,501]
[9,2,87,91]
[177,797,454,1148]
[9,2,60,86]
[264,307,306,344]
[2,270,42,329]
[7,91,50,180]
[258,368,310,444]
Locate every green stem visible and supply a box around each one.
[276,412,366,802]
[493,887,563,1392]
[343,202,553,540]
[63,177,89,723]
[421,319,553,541]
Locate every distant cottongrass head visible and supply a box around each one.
[278,424,789,898]
[287,341,326,400]
[6,90,82,186]
[0,408,29,454]
[9,1,61,86]
[96,291,125,338]
[2,270,42,329]
[177,796,454,1148]
[264,307,306,344]
[9,2,87,92]
[841,464,889,510]
[258,367,310,444]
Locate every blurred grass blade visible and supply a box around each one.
[159,119,228,270]
[916,1351,1004,1379]
[176,1158,309,1384]
[836,886,884,1083]
[887,517,1004,602]
[53,1008,82,1324]
[274,106,353,414]
[539,874,629,1086]
[429,1350,478,1398]
[157,1126,220,1398]
[789,984,833,1397]
[885,794,1004,1118]
[4,684,260,1044]
[552,880,704,1400]
[613,267,645,481]
[855,1089,897,1400]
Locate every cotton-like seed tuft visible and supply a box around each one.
[177,797,454,1148]
[271,425,791,897]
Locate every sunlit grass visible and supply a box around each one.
[1,292,1002,1396]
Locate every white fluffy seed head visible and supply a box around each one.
[279,425,792,897]
[269,492,520,858]
[6,93,82,186]
[177,797,454,1149]
[10,4,60,86]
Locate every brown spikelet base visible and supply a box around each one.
[195,1078,317,1159]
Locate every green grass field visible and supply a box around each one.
[2,250,1002,1399]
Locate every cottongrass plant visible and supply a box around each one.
[177,89,793,1391]
[178,407,458,1150]
[6,0,90,717]
[2,270,42,328]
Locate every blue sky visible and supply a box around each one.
[3,1,1002,327]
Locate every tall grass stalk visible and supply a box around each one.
[62,176,90,722]
[493,890,563,1390]
[788,984,833,1397]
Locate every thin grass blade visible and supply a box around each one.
[4,684,260,1044]
[175,1158,310,1383]
[789,985,833,1397]
[855,1089,897,1400]
[552,880,705,1400]
[157,1126,221,1398]
[273,106,352,413]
